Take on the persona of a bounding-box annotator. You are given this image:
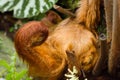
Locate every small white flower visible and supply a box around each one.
[65,66,79,80]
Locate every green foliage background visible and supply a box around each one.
[0,0,58,18]
[0,32,31,80]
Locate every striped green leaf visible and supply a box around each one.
[0,0,58,18]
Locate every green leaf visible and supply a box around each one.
[0,60,10,70]
[0,0,58,18]
[15,70,27,80]
[0,0,14,12]
[6,73,12,80]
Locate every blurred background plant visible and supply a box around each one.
[0,31,32,80]
[0,53,31,80]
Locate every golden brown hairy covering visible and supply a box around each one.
[75,0,100,30]
[14,0,100,79]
